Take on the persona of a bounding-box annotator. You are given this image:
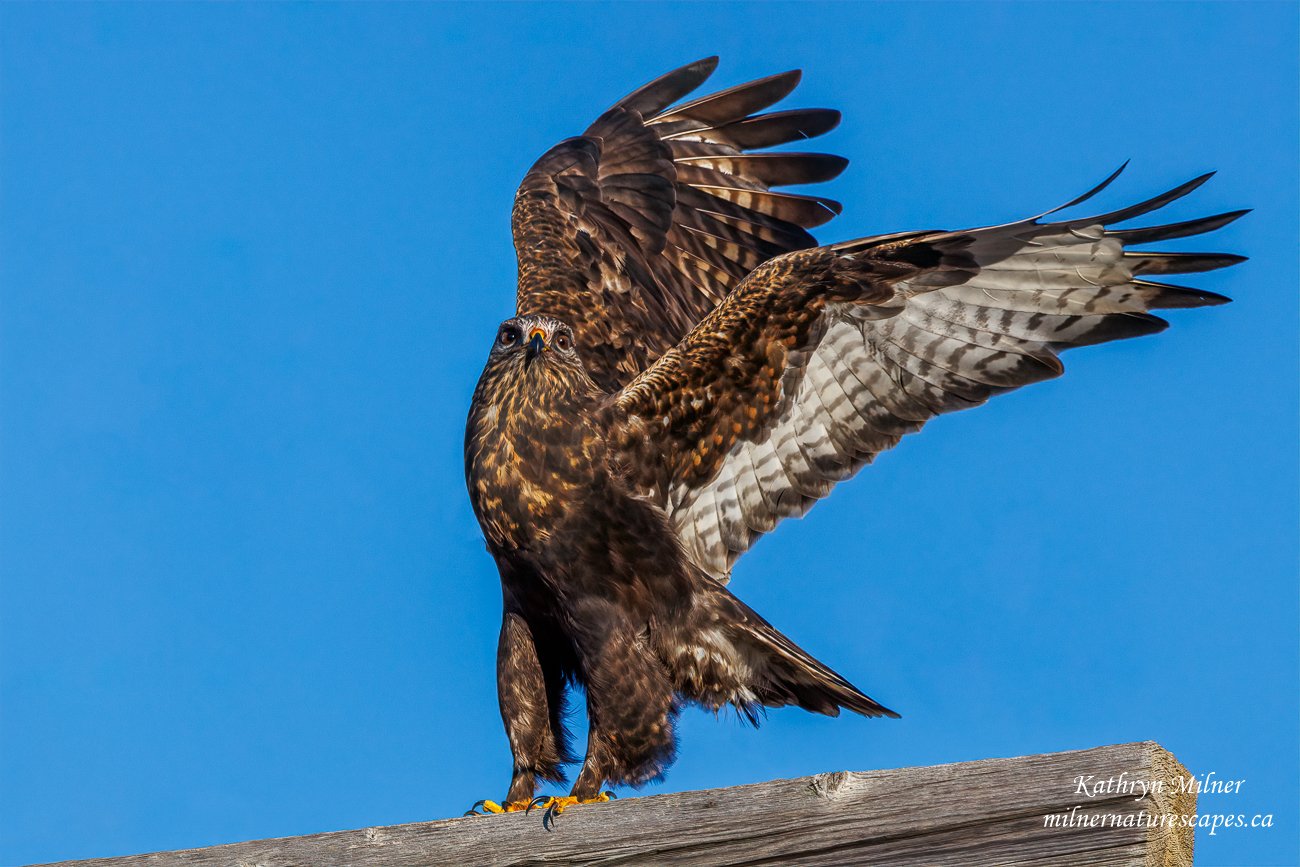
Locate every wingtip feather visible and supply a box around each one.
[614,56,721,116]
[1039,161,1129,218]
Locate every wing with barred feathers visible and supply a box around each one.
[513,57,846,392]
[606,168,1246,581]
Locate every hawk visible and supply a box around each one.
[463,57,1243,819]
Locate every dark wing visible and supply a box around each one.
[513,57,847,392]
[606,169,1246,581]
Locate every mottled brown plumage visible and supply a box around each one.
[464,59,1244,810]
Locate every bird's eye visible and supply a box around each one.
[499,326,520,346]
[555,332,572,351]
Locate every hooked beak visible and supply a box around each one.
[525,331,545,366]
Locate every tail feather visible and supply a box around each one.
[742,612,900,719]
[698,582,899,721]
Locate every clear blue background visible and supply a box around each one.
[2,3,1296,865]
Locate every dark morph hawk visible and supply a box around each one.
[463,58,1243,818]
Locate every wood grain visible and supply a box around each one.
[30,741,1195,867]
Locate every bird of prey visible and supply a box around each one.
[463,57,1243,819]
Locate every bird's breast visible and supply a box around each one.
[466,400,604,551]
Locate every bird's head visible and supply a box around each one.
[491,314,576,366]
[479,314,599,404]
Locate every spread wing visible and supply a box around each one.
[513,57,847,392]
[606,168,1247,581]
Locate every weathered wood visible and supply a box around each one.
[32,742,1195,867]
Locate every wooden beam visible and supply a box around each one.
[31,741,1195,867]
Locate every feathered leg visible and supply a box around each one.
[472,609,572,814]
[534,597,676,823]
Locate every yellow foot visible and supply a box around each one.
[528,792,616,830]
[464,798,530,816]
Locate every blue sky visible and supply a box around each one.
[1,3,1295,865]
